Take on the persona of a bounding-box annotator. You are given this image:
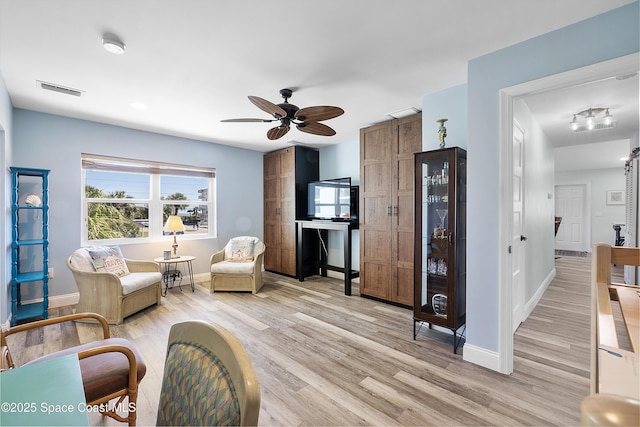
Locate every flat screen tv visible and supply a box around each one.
[307,177,357,221]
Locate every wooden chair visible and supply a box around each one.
[156,320,261,426]
[554,216,562,236]
[1,312,145,425]
[581,243,640,426]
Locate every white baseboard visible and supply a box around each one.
[324,270,360,283]
[20,293,80,309]
[50,293,80,308]
[193,272,209,283]
[463,343,501,372]
[524,267,556,319]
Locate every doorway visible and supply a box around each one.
[498,53,639,375]
[554,184,590,253]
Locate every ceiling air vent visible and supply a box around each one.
[37,81,84,97]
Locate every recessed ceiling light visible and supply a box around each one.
[131,102,147,110]
[102,35,126,54]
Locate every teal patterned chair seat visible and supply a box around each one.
[156,321,260,426]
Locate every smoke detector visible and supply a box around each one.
[102,34,126,54]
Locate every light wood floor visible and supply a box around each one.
[6,255,595,426]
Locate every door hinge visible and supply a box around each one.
[508,245,512,254]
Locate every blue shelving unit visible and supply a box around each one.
[10,167,50,326]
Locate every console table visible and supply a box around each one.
[295,220,359,295]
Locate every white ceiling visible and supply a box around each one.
[0,0,636,155]
[521,68,639,172]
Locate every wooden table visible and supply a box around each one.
[0,354,89,426]
[154,255,196,296]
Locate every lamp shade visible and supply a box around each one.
[163,215,185,233]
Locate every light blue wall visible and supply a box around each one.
[466,2,639,354]
[11,109,264,302]
[319,139,360,185]
[318,139,360,270]
[422,84,468,151]
[0,72,12,324]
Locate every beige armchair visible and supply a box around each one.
[210,236,265,294]
[67,246,162,324]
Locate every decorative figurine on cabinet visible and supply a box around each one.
[436,119,448,148]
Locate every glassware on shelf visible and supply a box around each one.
[436,209,447,232]
[428,258,436,274]
[437,259,447,275]
[427,257,448,276]
[432,293,448,317]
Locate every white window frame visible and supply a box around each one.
[81,154,217,245]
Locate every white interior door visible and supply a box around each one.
[512,122,525,333]
[555,185,587,252]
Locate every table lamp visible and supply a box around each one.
[164,215,185,258]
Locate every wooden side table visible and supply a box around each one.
[153,255,196,296]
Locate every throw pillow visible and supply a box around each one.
[88,246,130,277]
[226,238,255,262]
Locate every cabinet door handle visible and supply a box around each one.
[387,206,392,216]
[393,206,398,216]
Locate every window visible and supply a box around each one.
[82,154,216,244]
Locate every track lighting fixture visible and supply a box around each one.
[569,107,615,132]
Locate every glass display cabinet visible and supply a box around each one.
[413,147,466,353]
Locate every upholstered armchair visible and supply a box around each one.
[210,236,265,294]
[67,246,162,324]
[156,320,261,426]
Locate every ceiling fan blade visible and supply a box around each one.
[295,106,344,122]
[297,122,336,136]
[220,118,275,123]
[248,96,287,118]
[267,125,290,140]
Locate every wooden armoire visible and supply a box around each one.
[263,146,319,277]
[359,113,421,306]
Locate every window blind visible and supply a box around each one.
[81,154,215,178]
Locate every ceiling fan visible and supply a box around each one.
[221,88,344,140]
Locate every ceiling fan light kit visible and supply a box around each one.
[222,88,344,140]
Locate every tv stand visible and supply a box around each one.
[295,220,359,295]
